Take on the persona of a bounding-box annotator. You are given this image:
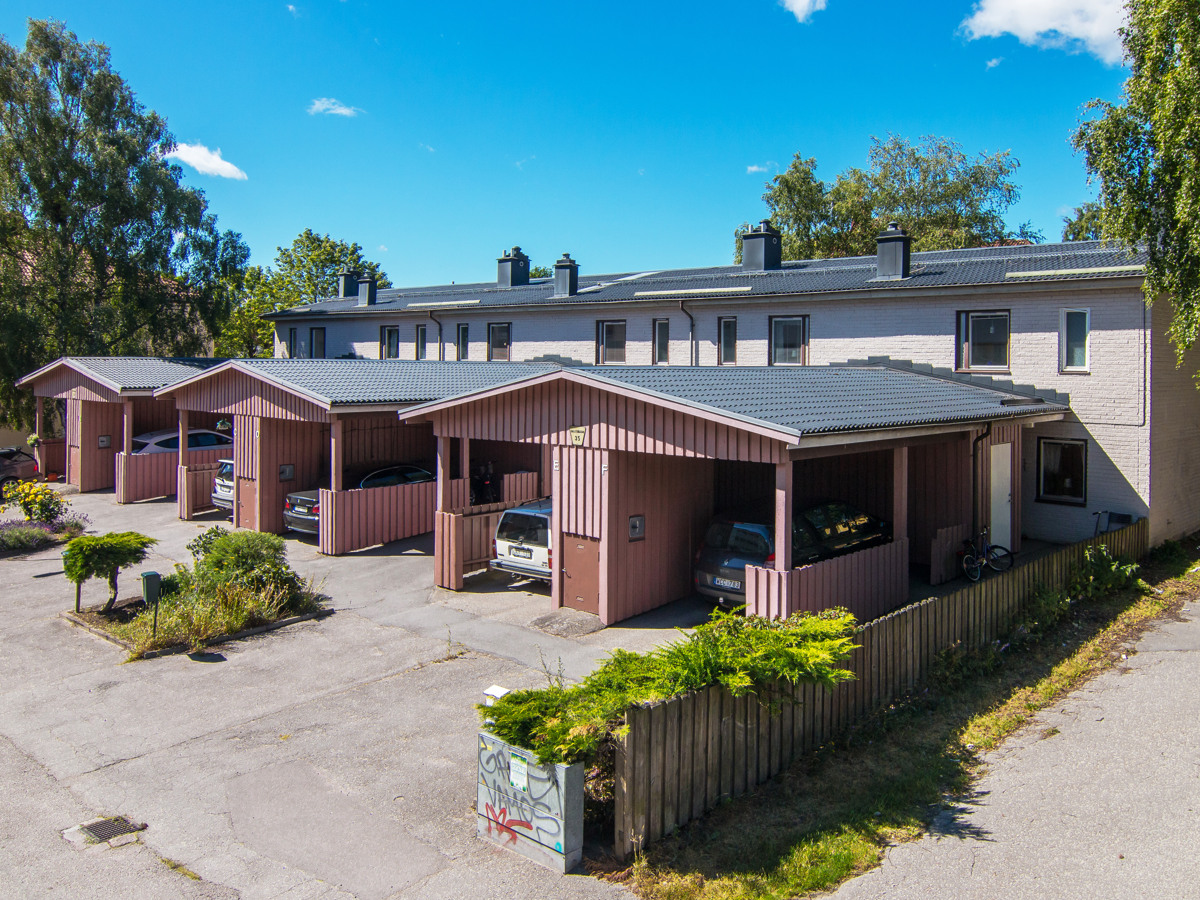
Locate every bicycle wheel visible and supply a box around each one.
[962,552,983,582]
[986,545,1014,572]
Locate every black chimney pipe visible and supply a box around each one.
[497,247,530,288]
[876,222,911,280]
[553,253,578,297]
[741,220,782,271]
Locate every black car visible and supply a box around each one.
[283,464,435,534]
[694,501,891,606]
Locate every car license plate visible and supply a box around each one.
[713,577,741,590]
[510,547,533,559]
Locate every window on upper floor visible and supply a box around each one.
[286,327,298,359]
[769,316,808,365]
[718,317,737,365]
[1060,309,1090,372]
[381,326,400,359]
[415,324,428,360]
[309,328,325,359]
[1037,437,1087,505]
[488,323,511,361]
[653,319,669,364]
[597,320,626,364]
[456,323,469,360]
[957,311,1010,371]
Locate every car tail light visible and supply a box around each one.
[548,548,553,570]
[312,503,320,515]
[765,552,775,565]
[492,538,496,557]
[284,500,292,510]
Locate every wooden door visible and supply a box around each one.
[562,533,600,615]
[236,477,257,531]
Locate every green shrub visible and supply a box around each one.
[63,531,158,613]
[0,522,56,552]
[185,526,229,562]
[1070,544,1141,601]
[483,607,858,766]
[194,531,303,601]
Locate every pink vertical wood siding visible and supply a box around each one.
[500,471,541,504]
[318,481,436,554]
[745,538,910,622]
[171,368,328,420]
[434,506,520,590]
[37,439,66,479]
[908,438,972,565]
[254,418,329,534]
[930,523,972,585]
[75,400,123,492]
[178,462,223,519]
[554,447,607,539]
[33,369,119,403]
[605,452,714,625]
[116,448,227,503]
[430,381,785,463]
[341,416,435,471]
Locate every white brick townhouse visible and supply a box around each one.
[266,224,1200,546]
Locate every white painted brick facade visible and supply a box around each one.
[272,277,1200,546]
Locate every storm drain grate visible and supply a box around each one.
[81,816,146,843]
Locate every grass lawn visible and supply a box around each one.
[617,540,1196,900]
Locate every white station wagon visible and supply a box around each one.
[130,428,233,454]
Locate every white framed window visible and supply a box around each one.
[769,316,808,365]
[597,320,626,364]
[415,324,428,360]
[957,310,1010,371]
[718,317,737,365]
[456,323,469,360]
[309,327,325,359]
[488,323,511,361]
[381,326,399,359]
[1037,437,1087,505]
[1060,308,1090,372]
[653,319,669,364]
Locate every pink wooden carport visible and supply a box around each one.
[16,357,225,499]
[405,364,1067,627]
[155,360,555,554]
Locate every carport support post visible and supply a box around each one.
[892,446,908,542]
[330,416,343,492]
[122,399,133,454]
[436,435,451,511]
[178,408,189,470]
[459,437,470,486]
[34,397,44,470]
[774,460,792,571]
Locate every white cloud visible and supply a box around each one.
[378,244,388,252]
[307,97,364,117]
[986,56,1004,68]
[961,0,1126,65]
[286,4,298,15]
[747,161,777,174]
[779,0,827,23]
[419,142,436,153]
[163,143,248,180]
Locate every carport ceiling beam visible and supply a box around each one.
[787,414,1064,456]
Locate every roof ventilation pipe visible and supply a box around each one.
[357,274,377,306]
[337,269,360,298]
[497,246,530,287]
[553,253,579,298]
[876,222,911,280]
[741,220,782,271]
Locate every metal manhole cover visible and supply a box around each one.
[81,816,146,843]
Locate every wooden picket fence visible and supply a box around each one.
[177,462,224,520]
[434,498,540,590]
[117,448,227,504]
[612,518,1149,859]
[930,523,972,585]
[37,439,66,481]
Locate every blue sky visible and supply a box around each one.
[2,1,1129,286]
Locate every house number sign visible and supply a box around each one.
[568,426,586,446]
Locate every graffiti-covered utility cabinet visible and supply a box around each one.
[477,731,584,872]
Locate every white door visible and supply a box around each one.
[990,443,1012,547]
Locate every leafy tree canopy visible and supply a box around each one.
[530,264,552,279]
[736,134,1041,262]
[1061,201,1105,242]
[0,19,249,428]
[214,228,390,358]
[1074,0,1200,358]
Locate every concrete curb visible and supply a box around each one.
[59,608,335,659]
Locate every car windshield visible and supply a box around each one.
[131,440,148,452]
[704,522,772,557]
[217,462,234,478]
[497,513,548,545]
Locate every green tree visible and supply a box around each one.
[0,19,249,427]
[63,531,157,613]
[214,229,390,358]
[1061,201,1105,242]
[1074,0,1200,357]
[736,135,1040,262]
[530,265,552,279]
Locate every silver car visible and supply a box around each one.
[0,446,38,490]
[211,459,234,515]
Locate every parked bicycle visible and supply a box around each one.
[960,526,1014,582]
